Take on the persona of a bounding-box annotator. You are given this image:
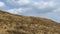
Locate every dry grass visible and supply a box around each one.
[0,10,60,34]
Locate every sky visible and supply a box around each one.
[0,0,60,22]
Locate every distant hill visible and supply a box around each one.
[0,10,60,34]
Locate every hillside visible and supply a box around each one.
[0,10,60,34]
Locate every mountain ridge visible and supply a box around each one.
[0,10,60,34]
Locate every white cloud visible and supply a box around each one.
[3,0,60,22]
[6,0,60,14]
[6,0,58,13]
[0,2,5,7]
[6,8,30,14]
[40,8,60,22]
[33,1,57,9]
[6,8,23,14]
[17,0,30,5]
[0,2,8,10]
[7,0,31,6]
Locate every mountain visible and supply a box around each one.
[0,10,60,34]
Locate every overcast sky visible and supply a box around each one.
[0,0,60,22]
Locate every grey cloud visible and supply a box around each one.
[4,0,60,22]
[6,0,60,13]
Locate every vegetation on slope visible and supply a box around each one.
[0,10,60,34]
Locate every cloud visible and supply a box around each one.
[0,1,8,10]
[6,0,31,6]
[6,8,23,14]
[6,8,29,15]
[33,1,56,9]
[40,8,60,22]
[0,2,5,7]
[6,0,58,13]
[0,0,60,22]
[6,0,60,15]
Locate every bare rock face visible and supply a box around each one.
[0,10,60,34]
